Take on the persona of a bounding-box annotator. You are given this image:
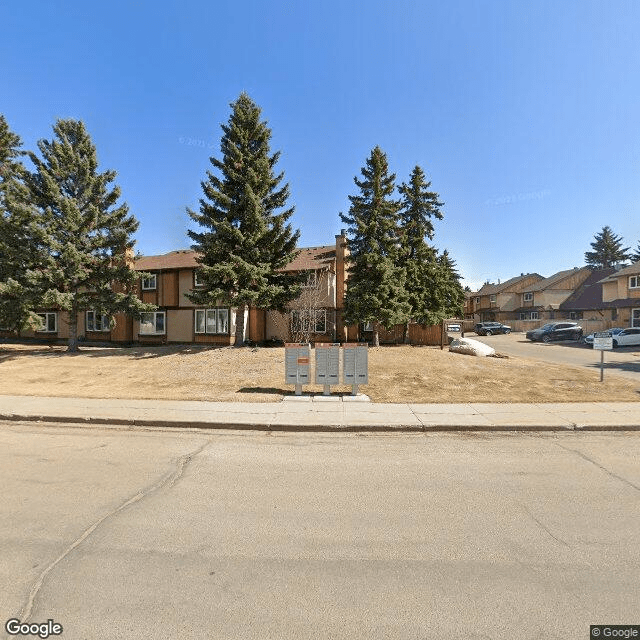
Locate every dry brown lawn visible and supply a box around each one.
[1,342,639,403]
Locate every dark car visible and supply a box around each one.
[526,322,583,343]
[474,322,512,336]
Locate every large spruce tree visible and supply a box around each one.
[187,93,302,345]
[340,146,411,347]
[584,226,630,268]
[0,116,44,332]
[26,119,152,351]
[397,165,447,340]
[630,241,640,263]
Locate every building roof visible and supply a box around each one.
[559,268,616,311]
[134,245,336,272]
[598,261,640,282]
[525,267,590,292]
[475,273,543,296]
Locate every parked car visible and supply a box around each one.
[526,322,583,343]
[474,322,512,336]
[583,327,624,345]
[611,327,640,348]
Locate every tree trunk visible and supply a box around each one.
[234,305,246,347]
[67,308,79,353]
[373,329,380,348]
[402,322,410,344]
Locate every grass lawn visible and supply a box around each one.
[1,342,639,403]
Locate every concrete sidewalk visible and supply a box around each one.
[0,394,639,431]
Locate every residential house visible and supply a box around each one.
[512,267,591,322]
[472,273,544,322]
[598,261,640,328]
[558,268,617,321]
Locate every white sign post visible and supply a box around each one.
[592,332,613,382]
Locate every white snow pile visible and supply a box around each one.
[449,337,496,357]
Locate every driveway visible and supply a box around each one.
[472,332,640,382]
[1,422,639,639]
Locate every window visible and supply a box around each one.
[36,312,57,333]
[523,292,533,302]
[569,311,583,320]
[291,309,326,334]
[142,274,157,290]
[86,311,110,332]
[139,311,165,335]
[489,294,497,303]
[302,271,318,288]
[362,321,374,332]
[475,297,480,304]
[629,276,640,289]
[530,311,539,320]
[633,309,640,328]
[194,308,229,334]
[520,311,538,320]
[194,271,204,287]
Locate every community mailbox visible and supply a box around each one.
[343,343,368,395]
[285,343,311,395]
[315,343,340,394]
[593,332,613,350]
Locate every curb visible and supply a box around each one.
[2,413,640,432]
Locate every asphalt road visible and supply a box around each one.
[472,332,640,382]
[1,421,639,640]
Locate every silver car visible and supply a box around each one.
[612,328,640,348]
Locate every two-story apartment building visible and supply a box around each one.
[471,273,543,322]
[10,232,351,345]
[512,267,591,322]
[598,261,640,327]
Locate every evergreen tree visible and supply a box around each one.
[0,116,44,332]
[435,249,465,319]
[630,241,640,263]
[397,165,447,340]
[26,118,152,351]
[340,146,411,347]
[584,226,630,268]
[187,93,302,346]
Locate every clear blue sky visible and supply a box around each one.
[2,0,639,290]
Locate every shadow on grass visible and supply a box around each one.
[238,386,288,396]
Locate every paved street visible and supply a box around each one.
[474,332,640,382]
[1,421,639,639]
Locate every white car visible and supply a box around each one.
[612,328,640,348]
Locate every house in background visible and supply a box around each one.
[8,232,352,346]
[511,267,591,322]
[471,273,544,323]
[558,268,617,322]
[598,261,640,328]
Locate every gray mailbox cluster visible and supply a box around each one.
[284,343,368,396]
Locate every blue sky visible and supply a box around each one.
[2,0,639,290]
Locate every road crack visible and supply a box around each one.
[16,439,210,624]
[554,442,640,494]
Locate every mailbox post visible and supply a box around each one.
[342,343,368,396]
[285,343,311,395]
[315,343,340,395]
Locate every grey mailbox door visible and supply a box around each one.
[315,343,340,385]
[285,343,310,384]
[342,343,368,385]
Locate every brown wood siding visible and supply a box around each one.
[162,271,179,306]
[249,308,266,342]
[194,334,234,345]
[85,331,112,342]
[111,312,133,342]
[142,290,157,305]
[408,323,445,345]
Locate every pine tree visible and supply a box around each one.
[397,165,447,340]
[0,116,44,332]
[187,93,302,346]
[340,146,411,347]
[584,226,631,268]
[435,249,465,319]
[630,241,640,263]
[26,119,152,351]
